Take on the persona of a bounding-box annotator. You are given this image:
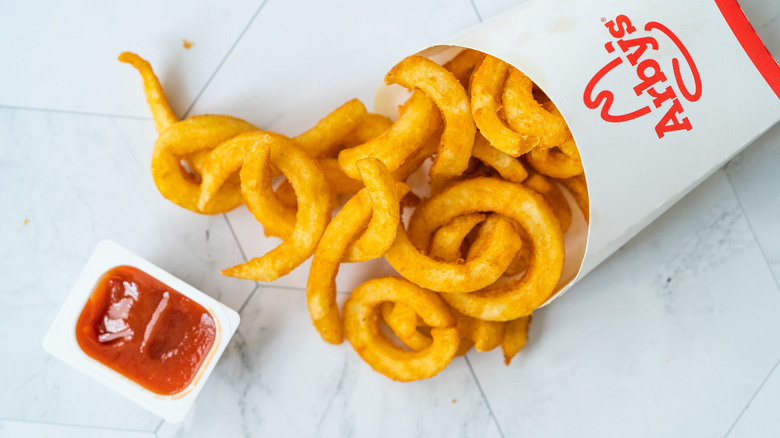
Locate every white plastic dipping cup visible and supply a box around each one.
[375,0,780,306]
[42,240,241,423]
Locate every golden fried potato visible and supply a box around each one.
[502,315,532,365]
[503,68,570,149]
[342,159,405,263]
[338,91,440,179]
[123,49,584,377]
[408,177,564,321]
[428,213,487,262]
[118,52,178,134]
[152,115,257,214]
[472,133,528,183]
[471,55,537,156]
[556,173,590,223]
[525,137,584,179]
[523,173,572,233]
[385,217,522,293]
[307,166,409,345]
[386,55,475,178]
[343,277,459,382]
[452,309,505,353]
[444,48,487,89]
[294,98,367,158]
[222,134,331,281]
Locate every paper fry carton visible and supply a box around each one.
[375,0,780,304]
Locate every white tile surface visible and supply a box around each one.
[2,0,780,436]
[725,121,780,266]
[157,287,502,438]
[187,0,479,133]
[0,109,252,429]
[0,109,254,310]
[774,263,780,285]
[0,0,264,117]
[0,419,155,438]
[468,171,780,437]
[200,0,480,292]
[728,359,780,438]
[471,0,533,21]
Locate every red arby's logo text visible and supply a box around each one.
[583,15,702,138]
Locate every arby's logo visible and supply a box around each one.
[583,15,702,138]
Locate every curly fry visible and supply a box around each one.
[503,68,570,149]
[408,177,564,321]
[471,55,538,156]
[385,216,522,293]
[307,164,409,344]
[221,134,331,281]
[343,277,459,381]
[338,91,440,179]
[386,55,475,178]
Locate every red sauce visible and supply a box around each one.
[76,266,217,395]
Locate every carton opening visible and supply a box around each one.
[374,45,590,308]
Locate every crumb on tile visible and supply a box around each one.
[23,218,29,226]
[183,39,194,49]
[452,398,456,404]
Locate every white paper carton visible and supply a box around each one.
[375,0,780,305]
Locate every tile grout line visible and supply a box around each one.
[722,355,780,438]
[181,0,270,118]
[222,213,250,263]
[720,170,780,437]
[154,419,164,435]
[220,214,348,311]
[220,279,352,296]
[238,283,261,314]
[255,282,353,295]
[220,213,264,313]
[207,0,270,312]
[463,355,506,438]
[0,417,154,434]
[0,104,152,121]
[723,170,780,295]
[468,0,484,22]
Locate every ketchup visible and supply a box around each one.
[76,266,216,395]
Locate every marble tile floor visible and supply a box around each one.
[2,0,779,437]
